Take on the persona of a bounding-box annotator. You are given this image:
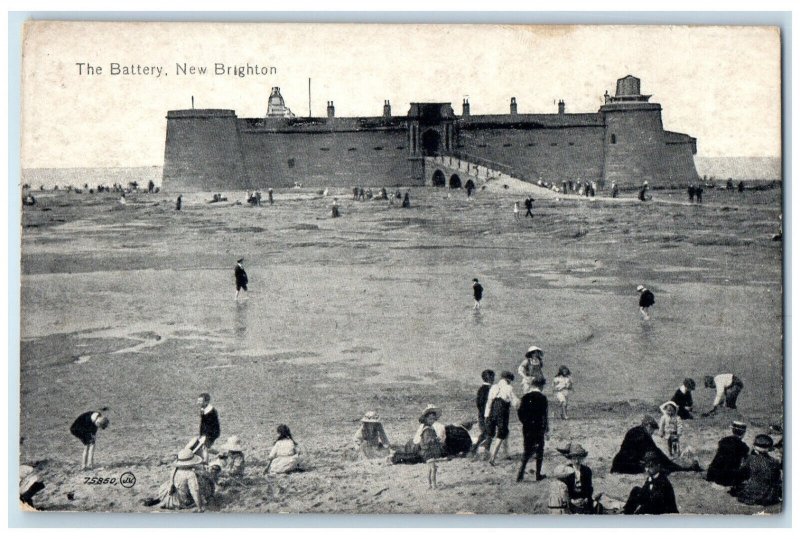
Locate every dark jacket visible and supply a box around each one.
[476,384,491,416]
[444,425,473,457]
[706,435,749,486]
[562,464,594,503]
[624,473,679,515]
[473,283,483,301]
[70,411,99,445]
[671,388,694,419]
[734,452,782,506]
[639,290,655,308]
[517,391,548,435]
[235,265,248,288]
[611,425,679,474]
[200,408,221,445]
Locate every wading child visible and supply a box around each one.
[553,366,574,420]
[70,410,110,470]
[658,401,683,457]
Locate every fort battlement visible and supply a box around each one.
[163,76,699,192]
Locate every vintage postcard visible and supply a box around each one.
[18,21,783,516]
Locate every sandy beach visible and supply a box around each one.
[19,184,783,514]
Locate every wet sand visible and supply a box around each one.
[19,185,783,514]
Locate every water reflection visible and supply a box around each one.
[234,300,249,340]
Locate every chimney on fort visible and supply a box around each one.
[510,97,517,116]
[327,101,335,118]
[383,100,391,118]
[558,100,565,114]
[462,98,470,118]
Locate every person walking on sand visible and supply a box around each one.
[513,201,520,219]
[192,393,220,464]
[472,278,483,310]
[70,410,110,470]
[485,371,520,466]
[706,421,749,487]
[516,374,548,482]
[701,373,744,416]
[671,378,696,420]
[637,285,655,320]
[472,369,495,457]
[331,197,340,218]
[553,366,573,420]
[268,188,274,205]
[638,181,649,201]
[524,197,534,218]
[234,258,248,300]
[611,182,619,198]
[176,194,182,211]
[402,192,411,208]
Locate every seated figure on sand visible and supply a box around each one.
[353,411,391,459]
[265,424,303,474]
[215,435,246,477]
[706,421,749,487]
[389,405,447,465]
[730,435,782,506]
[548,443,598,514]
[143,449,218,512]
[611,415,700,475]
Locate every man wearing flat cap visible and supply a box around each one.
[706,421,749,487]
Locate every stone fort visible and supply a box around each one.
[162,75,699,192]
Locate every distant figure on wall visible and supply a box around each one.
[638,181,649,201]
[235,258,248,300]
[637,285,655,320]
[402,192,411,208]
[176,194,182,211]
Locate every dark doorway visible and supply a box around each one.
[421,129,441,156]
[449,174,462,188]
[432,170,446,187]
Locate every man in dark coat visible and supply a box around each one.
[623,451,679,514]
[472,369,495,456]
[731,435,782,506]
[195,393,221,464]
[472,278,483,310]
[234,258,248,300]
[671,378,696,419]
[524,197,534,218]
[552,443,595,514]
[637,284,655,320]
[516,374,548,482]
[611,415,692,474]
[706,421,749,487]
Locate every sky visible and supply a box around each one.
[20,22,781,168]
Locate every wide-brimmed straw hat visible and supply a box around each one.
[557,442,588,459]
[221,435,243,452]
[637,285,645,292]
[525,346,543,358]
[418,404,441,422]
[174,448,203,468]
[361,411,380,423]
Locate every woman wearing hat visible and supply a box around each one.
[706,421,749,487]
[150,448,212,512]
[731,434,782,506]
[518,346,544,394]
[550,442,595,514]
[353,411,391,459]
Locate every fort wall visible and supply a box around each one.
[457,125,606,183]
[163,110,248,192]
[239,127,423,188]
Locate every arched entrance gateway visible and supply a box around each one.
[449,174,462,188]
[432,170,446,187]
